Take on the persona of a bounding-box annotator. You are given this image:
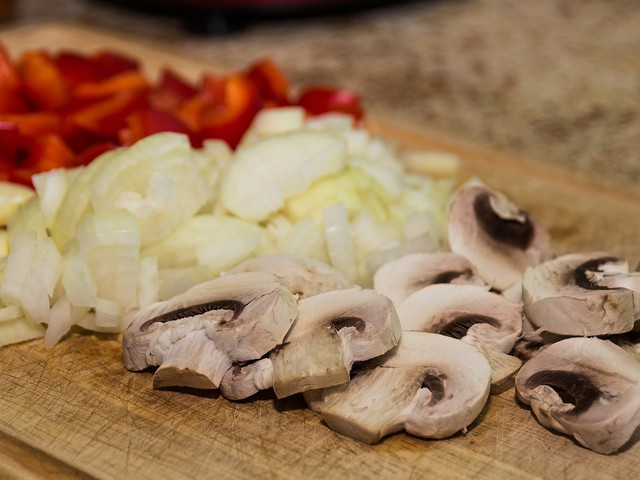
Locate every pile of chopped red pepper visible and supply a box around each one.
[0,43,364,186]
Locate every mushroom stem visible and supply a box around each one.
[153,329,232,389]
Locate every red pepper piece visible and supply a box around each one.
[297,86,364,120]
[0,43,28,114]
[0,112,61,137]
[72,70,149,101]
[69,90,148,137]
[55,51,103,87]
[174,95,206,133]
[18,51,70,110]
[74,140,117,167]
[8,133,75,186]
[149,69,198,112]
[92,50,139,78]
[198,74,261,148]
[0,122,23,159]
[62,127,115,158]
[0,155,19,183]
[246,58,291,107]
[119,107,191,145]
[200,73,227,105]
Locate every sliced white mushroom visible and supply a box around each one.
[397,283,523,383]
[522,252,638,336]
[512,313,567,360]
[219,287,402,400]
[372,252,485,305]
[447,184,552,291]
[303,331,491,444]
[220,357,274,400]
[608,331,640,362]
[515,337,640,454]
[226,254,352,298]
[122,271,298,389]
[397,283,523,353]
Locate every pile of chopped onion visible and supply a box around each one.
[0,107,458,348]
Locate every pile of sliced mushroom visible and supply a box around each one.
[121,182,640,452]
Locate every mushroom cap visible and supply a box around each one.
[227,254,352,298]
[447,184,552,291]
[372,251,485,305]
[515,337,640,454]
[397,283,523,354]
[304,331,491,444]
[522,252,637,336]
[270,287,402,398]
[121,271,298,389]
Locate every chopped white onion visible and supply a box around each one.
[32,168,73,229]
[322,202,358,283]
[74,209,140,311]
[44,296,72,349]
[0,115,459,348]
[0,181,34,226]
[0,232,63,324]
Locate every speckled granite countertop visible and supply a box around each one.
[4,0,640,196]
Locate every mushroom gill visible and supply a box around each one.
[303,331,492,444]
[372,251,485,305]
[121,271,298,390]
[522,252,638,336]
[397,283,523,383]
[219,287,402,400]
[447,184,552,292]
[515,336,640,454]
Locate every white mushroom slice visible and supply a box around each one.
[227,254,352,298]
[220,288,401,400]
[397,283,523,383]
[522,252,638,336]
[398,284,522,354]
[515,337,640,454]
[303,331,491,444]
[447,184,552,291]
[372,252,486,305]
[122,271,298,389]
[512,314,567,360]
[220,358,274,400]
[271,288,401,398]
[608,331,640,362]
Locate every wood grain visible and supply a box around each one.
[1,22,640,480]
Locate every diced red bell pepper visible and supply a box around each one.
[149,69,198,112]
[91,50,139,78]
[7,133,75,186]
[0,156,18,182]
[69,89,148,137]
[74,140,118,167]
[18,51,70,110]
[120,107,191,145]
[198,74,261,148]
[200,73,227,106]
[297,86,364,121]
[246,58,291,107]
[0,43,28,114]
[0,41,368,185]
[72,70,149,101]
[0,122,23,159]
[55,51,103,87]
[174,95,207,133]
[0,112,61,137]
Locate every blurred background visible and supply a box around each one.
[2,0,640,195]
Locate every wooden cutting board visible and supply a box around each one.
[1,23,640,480]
